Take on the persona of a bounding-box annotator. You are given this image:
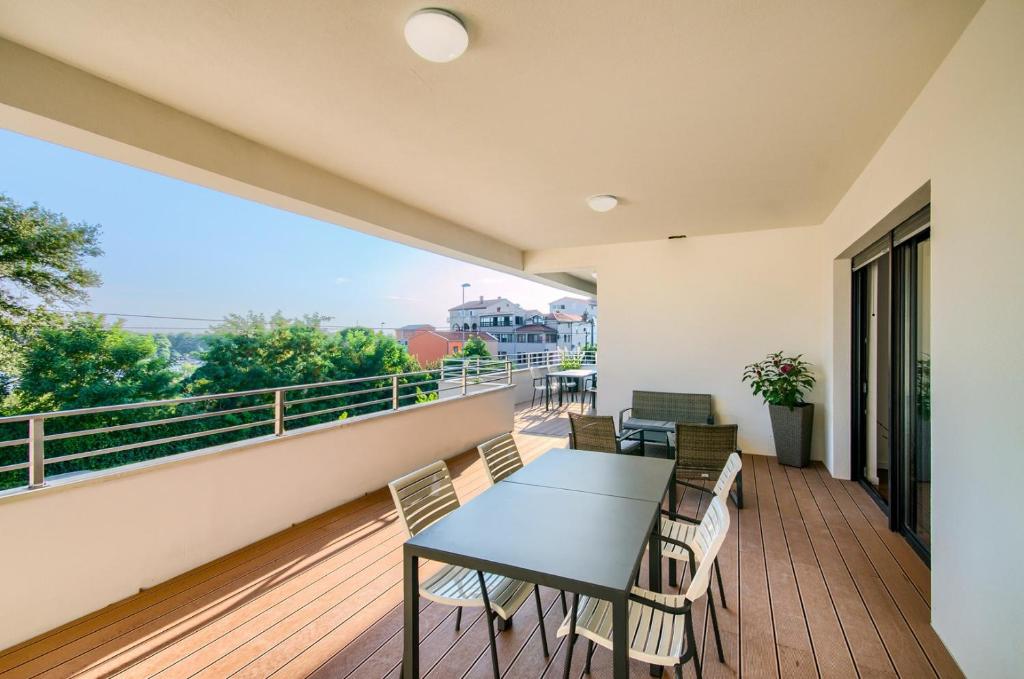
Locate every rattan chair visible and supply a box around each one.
[557,497,731,679]
[477,432,524,483]
[672,423,743,508]
[388,461,550,678]
[568,413,642,454]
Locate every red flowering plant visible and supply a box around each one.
[742,351,816,408]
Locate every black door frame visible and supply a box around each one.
[891,227,931,563]
[850,210,931,564]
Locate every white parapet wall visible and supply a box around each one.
[0,385,514,650]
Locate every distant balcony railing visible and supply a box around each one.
[507,350,596,369]
[0,360,514,493]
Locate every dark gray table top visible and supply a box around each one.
[404,481,656,596]
[504,448,674,503]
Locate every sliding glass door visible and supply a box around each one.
[852,206,931,561]
[894,230,931,554]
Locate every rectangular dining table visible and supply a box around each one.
[403,450,675,678]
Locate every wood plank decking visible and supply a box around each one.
[0,404,960,678]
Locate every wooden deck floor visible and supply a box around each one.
[0,404,961,678]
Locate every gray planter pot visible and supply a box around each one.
[769,403,814,467]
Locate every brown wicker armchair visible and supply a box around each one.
[673,423,743,508]
[568,413,642,455]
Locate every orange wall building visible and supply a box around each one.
[407,331,498,366]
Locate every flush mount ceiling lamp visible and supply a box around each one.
[586,194,618,213]
[404,8,469,63]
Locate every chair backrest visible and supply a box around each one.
[712,452,742,503]
[631,390,712,424]
[683,496,731,603]
[388,461,460,538]
[675,423,738,475]
[477,432,524,484]
[568,413,619,453]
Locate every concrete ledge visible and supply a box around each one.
[0,385,514,649]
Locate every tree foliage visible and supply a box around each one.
[0,193,102,382]
[457,336,491,358]
[13,315,178,412]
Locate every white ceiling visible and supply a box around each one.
[0,0,981,251]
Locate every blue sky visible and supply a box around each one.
[0,128,571,333]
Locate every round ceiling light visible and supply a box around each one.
[404,9,469,63]
[586,194,619,212]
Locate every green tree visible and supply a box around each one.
[0,194,102,381]
[1,315,181,489]
[186,322,424,424]
[11,315,178,412]
[458,336,491,358]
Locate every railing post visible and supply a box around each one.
[274,390,285,436]
[392,375,400,410]
[506,359,512,385]
[28,417,45,488]
[461,361,468,396]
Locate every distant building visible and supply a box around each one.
[447,297,526,332]
[549,296,597,349]
[407,330,498,366]
[447,295,596,359]
[395,324,435,346]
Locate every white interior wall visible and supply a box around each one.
[544,227,827,458]
[0,387,514,650]
[818,0,1023,675]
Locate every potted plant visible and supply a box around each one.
[742,352,816,467]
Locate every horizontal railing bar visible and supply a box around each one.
[43,403,275,441]
[0,461,29,473]
[282,396,393,423]
[0,438,30,449]
[0,368,447,424]
[395,377,442,391]
[43,419,276,465]
[285,384,392,406]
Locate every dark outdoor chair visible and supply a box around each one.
[529,366,556,408]
[581,375,597,413]
[568,413,642,454]
[673,423,743,508]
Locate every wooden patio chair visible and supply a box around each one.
[388,461,551,677]
[568,413,642,454]
[556,496,731,679]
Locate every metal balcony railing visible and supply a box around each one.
[0,360,514,492]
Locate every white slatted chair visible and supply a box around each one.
[556,497,731,679]
[477,432,524,483]
[477,433,569,618]
[660,452,742,611]
[388,461,549,679]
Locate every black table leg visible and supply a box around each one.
[668,479,678,588]
[648,513,664,676]
[403,550,419,678]
[612,593,629,678]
